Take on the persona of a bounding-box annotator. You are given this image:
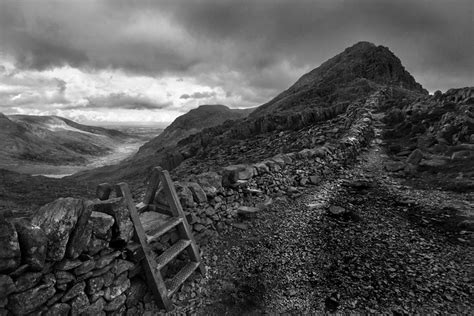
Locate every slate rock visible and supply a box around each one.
[95,251,121,270]
[384,161,406,172]
[174,182,195,208]
[112,260,134,276]
[309,175,321,185]
[0,218,21,272]
[89,211,114,239]
[406,148,423,165]
[55,271,75,284]
[0,275,15,298]
[61,281,85,302]
[55,259,82,271]
[7,284,55,315]
[104,294,126,312]
[14,220,48,271]
[13,271,43,293]
[195,171,223,197]
[94,198,134,243]
[74,260,95,275]
[187,182,208,203]
[45,303,70,316]
[70,292,90,316]
[104,277,130,301]
[86,236,109,256]
[125,278,147,308]
[67,201,94,259]
[82,297,105,315]
[32,197,84,261]
[87,276,105,295]
[222,164,254,187]
[237,206,259,219]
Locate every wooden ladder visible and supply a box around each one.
[115,167,204,311]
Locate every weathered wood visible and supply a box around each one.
[143,167,162,205]
[115,183,173,311]
[159,170,205,275]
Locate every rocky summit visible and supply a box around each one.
[0,42,472,315]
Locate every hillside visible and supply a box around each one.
[136,104,252,157]
[0,114,133,167]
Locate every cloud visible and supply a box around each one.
[0,0,472,123]
[75,93,172,110]
[179,91,217,99]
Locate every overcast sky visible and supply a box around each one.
[0,0,472,125]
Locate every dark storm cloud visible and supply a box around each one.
[70,93,172,111]
[0,0,472,97]
[180,91,217,100]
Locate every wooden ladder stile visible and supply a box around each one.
[113,166,203,311]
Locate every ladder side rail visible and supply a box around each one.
[115,182,174,311]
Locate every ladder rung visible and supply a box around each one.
[146,217,183,244]
[156,239,191,270]
[166,262,200,297]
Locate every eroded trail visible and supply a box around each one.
[195,129,473,314]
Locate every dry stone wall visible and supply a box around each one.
[0,196,153,315]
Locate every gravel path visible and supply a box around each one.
[195,133,473,314]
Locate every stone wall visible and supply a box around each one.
[1,196,152,315]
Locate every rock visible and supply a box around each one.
[14,220,48,271]
[187,182,208,203]
[253,162,270,174]
[61,281,86,302]
[222,164,254,187]
[104,294,126,312]
[0,218,21,272]
[95,251,121,270]
[328,205,348,216]
[89,211,114,239]
[55,259,82,271]
[93,198,134,243]
[0,275,15,298]
[32,197,84,261]
[7,284,55,315]
[13,272,43,292]
[96,183,112,201]
[67,201,94,259]
[451,150,474,160]
[86,276,105,295]
[103,271,114,287]
[46,291,64,306]
[74,260,96,275]
[82,297,105,315]
[231,223,248,230]
[406,149,423,165]
[86,236,109,256]
[237,206,259,219]
[193,223,206,232]
[125,279,147,308]
[300,177,309,186]
[44,303,70,316]
[309,175,321,185]
[55,271,75,284]
[174,182,195,208]
[70,292,90,316]
[419,158,447,168]
[384,161,405,172]
[287,186,298,193]
[195,172,222,197]
[112,260,134,276]
[104,278,130,301]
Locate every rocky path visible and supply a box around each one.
[191,123,473,314]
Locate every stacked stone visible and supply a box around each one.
[157,97,377,243]
[0,197,149,316]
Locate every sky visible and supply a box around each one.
[0,0,472,126]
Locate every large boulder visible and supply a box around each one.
[66,201,94,259]
[93,198,134,243]
[0,218,21,272]
[14,220,48,271]
[222,165,254,187]
[89,211,114,239]
[32,198,84,261]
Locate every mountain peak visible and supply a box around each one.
[252,41,427,116]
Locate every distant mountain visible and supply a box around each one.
[136,104,252,157]
[252,41,427,117]
[0,114,133,166]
